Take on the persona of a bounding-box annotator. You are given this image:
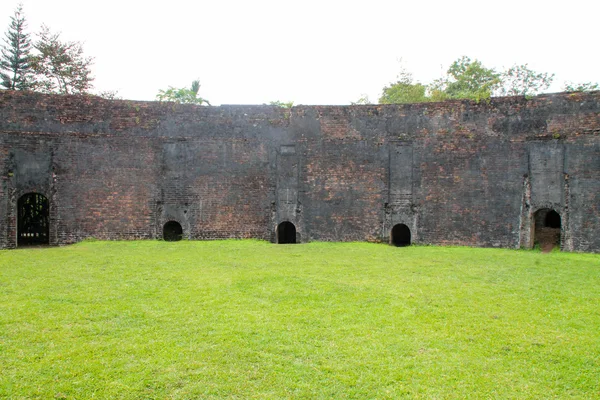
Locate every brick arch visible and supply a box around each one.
[163,220,183,242]
[276,221,297,244]
[391,224,411,247]
[533,208,561,251]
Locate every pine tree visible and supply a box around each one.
[1,4,34,90]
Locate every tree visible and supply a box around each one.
[378,57,501,104]
[377,57,561,104]
[156,79,210,105]
[269,100,294,108]
[498,64,554,97]
[1,4,34,90]
[29,25,94,94]
[379,63,430,104]
[380,82,429,104]
[563,81,599,92]
[434,56,501,101]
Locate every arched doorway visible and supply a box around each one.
[533,208,561,251]
[545,210,561,228]
[391,223,411,247]
[18,193,49,246]
[163,221,183,241]
[277,221,297,244]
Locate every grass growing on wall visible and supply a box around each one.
[1,241,599,398]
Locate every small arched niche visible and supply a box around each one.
[276,221,297,244]
[533,208,561,250]
[163,221,183,242]
[391,223,411,247]
[18,193,49,246]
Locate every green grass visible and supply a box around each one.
[1,241,599,399]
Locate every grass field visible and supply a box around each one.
[1,241,599,399]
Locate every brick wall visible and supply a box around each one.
[1,91,598,252]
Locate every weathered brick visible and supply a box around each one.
[0,91,598,252]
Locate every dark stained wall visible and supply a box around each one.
[1,91,598,252]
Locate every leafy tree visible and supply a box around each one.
[498,64,554,96]
[156,79,210,105]
[563,81,599,92]
[269,100,294,108]
[380,82,429,104]
[378,57,501,104]
[30,25,94,94]
[434,56,501,101]
[1,4,34,90]
[378,57,561,104]
[379,65,430,104]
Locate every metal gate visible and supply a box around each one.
[18,193,49,246]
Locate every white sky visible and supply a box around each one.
[1,0,599,105]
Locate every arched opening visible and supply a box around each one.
[18,193,49,246]
[391,223,411,247]
[277,221,297,244]
[163,221,183,242]
[545,210,561,229]
[533,208,561,251]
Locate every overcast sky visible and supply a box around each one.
[1,0,599,105]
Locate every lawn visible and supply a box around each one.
[1,241,599,399]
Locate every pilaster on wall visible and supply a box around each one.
[519,142,571,250]
[385,142,418,243]
[529,143,565,207]
[518,174,532,249]
[156,141,196,240]
[274,145,303,242]
[3,145,55,248]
